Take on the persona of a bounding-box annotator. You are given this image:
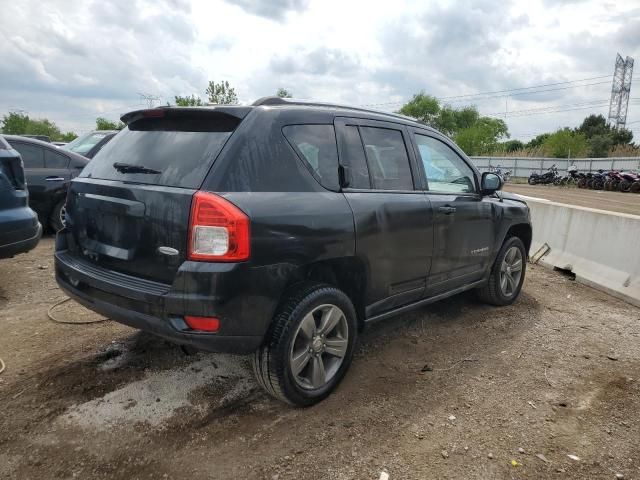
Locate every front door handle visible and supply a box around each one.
[45,176,65,181]
[437,206,456,215]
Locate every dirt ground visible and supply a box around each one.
[504,184,640,216]
[1,238,639,480]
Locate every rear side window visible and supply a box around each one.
[10,142,44,168]
[359,127,414,191]
[282,125,339,191]
[45,149,69,168]
[64,132,110,155]
[80,112,240,189]
[340,126,370,189]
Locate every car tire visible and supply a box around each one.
[252,282,358,407]
[477,236,526,306]
[49,200,66,232]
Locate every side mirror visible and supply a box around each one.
[481,172,503,195]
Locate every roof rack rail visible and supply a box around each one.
[251,96,427,125]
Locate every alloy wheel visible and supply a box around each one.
[289,304,349,390]
[59,204,67,228]
[500,246,523,297]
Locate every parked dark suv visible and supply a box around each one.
[55,98,532,406]
[4,135,89,231]
[0,136,42,258]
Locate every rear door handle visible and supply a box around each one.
[45,176,65,181]
[437,206,456,214]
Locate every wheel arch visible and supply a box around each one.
[504,223,532,256]
[284,257,369,331]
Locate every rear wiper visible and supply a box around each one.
[113,162,161,174]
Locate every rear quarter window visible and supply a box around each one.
[282,124,339,191]
[10,142,44,168]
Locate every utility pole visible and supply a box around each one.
[607,53,634,129]
[138,92,161,109]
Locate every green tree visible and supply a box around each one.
[95,117,125,130]
[1,111,77,142]
[60,131,78,142]
[575,114,633,157]
[174,94,204,106]
[399,93,508,155]
[398,93,440,126]
[500,139,524,152]
[206,80,238,105]
[526,133,550,149]
[587,134,613,158]
[276,88,292,98]
[1,112,30,134]
[542,128,588,158]
[453,118,509,156]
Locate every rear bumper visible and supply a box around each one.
[57,276,262,353]
[54,232,285,354]
[0,221,42,259]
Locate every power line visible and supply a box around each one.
[440,75,612,100]
[360,74,613,107]
[485,99,611,117]
[488,103,611,118]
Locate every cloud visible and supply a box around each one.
[1,0,638,138]
[270,47,360,76]
[224,0,310,21]
[0,0,205,131]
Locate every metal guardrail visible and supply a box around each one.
[469,156,640,178]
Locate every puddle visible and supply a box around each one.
[61,355,252,429]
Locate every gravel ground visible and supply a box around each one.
[504,184,640,216]
[1,237,639,480]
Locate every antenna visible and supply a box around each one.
[607,53,634,129]
[138,92,161,109]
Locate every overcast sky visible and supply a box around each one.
[1,0,639,140]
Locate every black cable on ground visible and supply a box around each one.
[47,297,109,325]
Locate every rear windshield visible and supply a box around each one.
[79,112,239,189]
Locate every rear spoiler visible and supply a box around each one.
[120,106,253,126]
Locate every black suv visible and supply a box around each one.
[55,98,531,406]
[0,136,42,258]
[4,135,89,231]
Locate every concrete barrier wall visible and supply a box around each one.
[526,198,640,306]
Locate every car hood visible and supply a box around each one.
[499,191,529,205]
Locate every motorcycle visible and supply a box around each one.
[559,165,581,186]
[590,169,608,190]
[618,171,640,193]
[604,171,624,191]
[488,165,511,183]
[528,164,560,185]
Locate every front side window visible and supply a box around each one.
[414,134,476,194]
[359,127,413,191]
[10,142,44,168]
[282,124,339,191]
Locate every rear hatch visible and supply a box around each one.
[65,107,249,284]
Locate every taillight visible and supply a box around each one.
[184,316,220,332]
[187,191,250,262]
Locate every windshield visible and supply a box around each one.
[79,113,239,189]
[64,132,111,155]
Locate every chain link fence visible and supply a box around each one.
[469,156,640,179]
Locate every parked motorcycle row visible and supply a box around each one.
[527,164,640,193]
